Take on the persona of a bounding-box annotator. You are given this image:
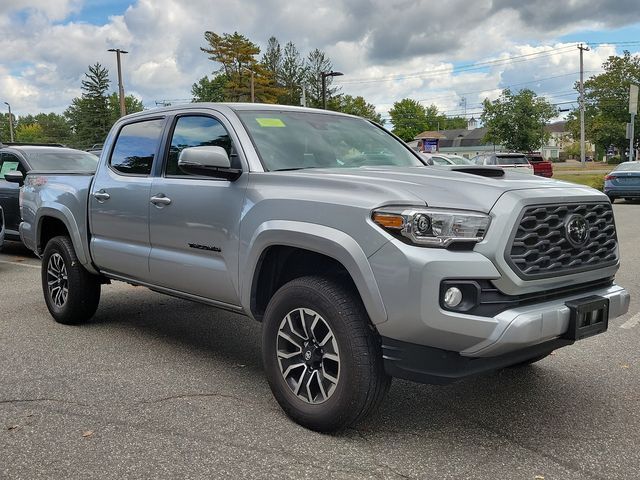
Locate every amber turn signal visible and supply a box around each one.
[372,212,404,230]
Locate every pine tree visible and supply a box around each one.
[279,42,307,105]
[304,49,339,108]
[200,31,282,103]
[65,63,111,148]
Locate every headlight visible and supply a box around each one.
[372,207,490,247]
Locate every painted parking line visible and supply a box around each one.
[620,313,640,330]
[0,259,40,269]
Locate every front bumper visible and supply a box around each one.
[369,189,629,370]
[380,283,629,384]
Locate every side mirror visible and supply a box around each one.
[4,171,24,187]
[178,146,242,181]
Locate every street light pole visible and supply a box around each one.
[3,102,14,142]
[578,43,590,165]
[321,71,344,109]
[108,48,128,117]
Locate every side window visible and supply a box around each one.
[110,119,164,175]
[165,116,234,177]
[0,153,25,176]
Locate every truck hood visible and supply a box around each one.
[285,165,597,213]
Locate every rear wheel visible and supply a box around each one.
[608,196,616,204]
[41,236,101,325]
[262,275,390,432]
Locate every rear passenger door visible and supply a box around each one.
[89,118,166,280]
[147,113,248,305]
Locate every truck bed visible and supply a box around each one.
[20,171,95,266]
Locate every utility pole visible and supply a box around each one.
[3,102,14,142]
[578,43,590,165]
[630,84,638,162]
[242,67,255,102]
[108,48,128,117]
[250,70,255,103]
[300,85,307,107]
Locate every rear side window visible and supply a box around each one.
[110,119,165,175]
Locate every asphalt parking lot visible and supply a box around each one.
[1,203,639,480]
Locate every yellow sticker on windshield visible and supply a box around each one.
[256,117,286,127]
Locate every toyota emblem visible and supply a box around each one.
[565,214,590,248]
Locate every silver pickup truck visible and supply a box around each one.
[19,103,630,432]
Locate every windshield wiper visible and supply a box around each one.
[272,166,318,172]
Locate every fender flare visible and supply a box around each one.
[36,206,97,274]
[241,220,388,324]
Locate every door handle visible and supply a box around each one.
[93,190,110,201]
[150,195,171,206]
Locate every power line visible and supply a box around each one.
[335,45,577,85]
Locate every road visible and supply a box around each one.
[1,203,639,479]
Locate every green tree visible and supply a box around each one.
[108,93,144,124]
[328,94,383,123]
[200,31,282,103]
[261,36,283,87]
[443,116,468,129]
[389,99,430,141]
[0,113,12,143]
[568,51,640,158]
[481,88,557,151]
[304,48,338,108]
[16,123,45,143]
[279,41,307,105]
[15,113,72,144]
[65,63,112,148]
[191,74,228,102]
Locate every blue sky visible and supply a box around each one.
[0,1,639,118]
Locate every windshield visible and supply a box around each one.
[28,151,99,171]
[496,155,529,165]
[237,111,424,171]
[614,162,640,172]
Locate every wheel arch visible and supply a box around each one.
[241,221,387,325]
[36,208,96,273]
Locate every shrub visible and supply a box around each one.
[607,156,623,165]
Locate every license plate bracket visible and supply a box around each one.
[564,295,609,341]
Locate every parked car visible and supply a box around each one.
[604,161,640,202]
[525,153,553,178]
[421,153,473,166]
[472,152,534,174]
[0,206,4,250]
[20,104,629,432]
[0,144,98,245]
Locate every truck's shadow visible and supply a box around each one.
[88,285,606,439]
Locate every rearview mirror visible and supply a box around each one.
[4,171,24,187]
[178,146,241,181]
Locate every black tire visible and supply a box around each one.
[41,235,101,325]
[508,353,551,368]
[608,196,616,204]
[262,275,391,432]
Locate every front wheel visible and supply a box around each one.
[262,276,390,432]
[41,236,101,324]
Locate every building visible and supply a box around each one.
[414,118,503,159]
[414,119,589,160]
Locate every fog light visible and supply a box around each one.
[444,287,463,308]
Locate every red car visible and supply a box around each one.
[526,153,553,178]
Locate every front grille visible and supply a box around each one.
[506,203,617,279]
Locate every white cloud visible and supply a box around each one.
[0,0,638,118]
